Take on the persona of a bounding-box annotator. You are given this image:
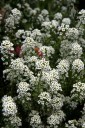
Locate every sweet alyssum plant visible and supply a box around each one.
[1,0,85,128]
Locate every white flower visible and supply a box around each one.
[1,40,13,50]
[5,8,21,31]
[35,58,51,71]
[82,123,85,128]
[9,116,22,127]
[62,18,71,25]
[70,42,82,58]
[29,110,42,128]
[41,9,49,16]
[17,82,31,99]
[11,8,21,23]
[28,56,38,63]
[5,16,15,30]
[42,21,52,30]
[15,29,25,38]
[57,59,70,77]
[65,120,78,128]
[1,40,14,65]
[79,9,85,15]
[2,95,17,116]
[40,46,55,57]
[71,82,85,102]
[11,8,21,16]
[50,81,62,94]
[30,115,42,125]
[51,96,63,110]
[72,59,84,72]
[21,37,41,57]
[4,58,33,83]
[47,111,65,127]
[78,9,85,24]
[38,92,51,106]
[66,28,79,40]
[54,12,62,20]
[51,20,59,28]
[41,69,59,84]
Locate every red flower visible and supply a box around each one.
[37,50,43,57]
[34,47,43,57]
[15,46,21,56]
[34,47,39,53]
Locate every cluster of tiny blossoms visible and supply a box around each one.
[2,95,17,116]
[60,40,83,62]
[5,8,22,31]
[2,95,21,127]
[0,40,14,65]
[17,82,31,102]
[29,110,43,128]
[1,0,85,128]
[56,59,70,78]
[3,58,33,83]
[71,82,85,102]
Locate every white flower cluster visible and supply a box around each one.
[58,17,71,30]
[51,96,64,110]
[78,104,85,128]
[56,59,70,77]
[15,29,25,38]
[49,81,62,95]
[38,92,51,106]
[41,69,59,84]
[21,37,41,57]
[15,29,43,43]
[3,58,33,83]
[2,1,85,128]
[82,123,85,128]
[41,20,59,32]
[65,120,78,128]
[58,23,69,35]
[5,8,22,31]
[71,82,85,102]
[54,12,63,20]
[66,28,79,40]
[2,95,22,127]
[64,96,78,109]
[60,40,72,59]
[30,29,42,43]
[60,40,82,62]
[28,56,38,63]
[35,58,51,71]
[0,40,14,65]
[9,116,22,127]
[58,18,71,36]
[72,59,84,73]
[11,8,22,23]
[37,9,49,24]
[29,75,39,87]
[78,9,85,25]
[29,110,43,128]
[40,46,55,57]
[47,111,65,127]
[25,55,38,69]
[10,58,24,70]
[70,42,82,58]
[62,18,71,25]
[17,82,31,100]
[79,38,85,48]
[2,95,17,116]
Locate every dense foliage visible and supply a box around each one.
[1,0,85,128]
